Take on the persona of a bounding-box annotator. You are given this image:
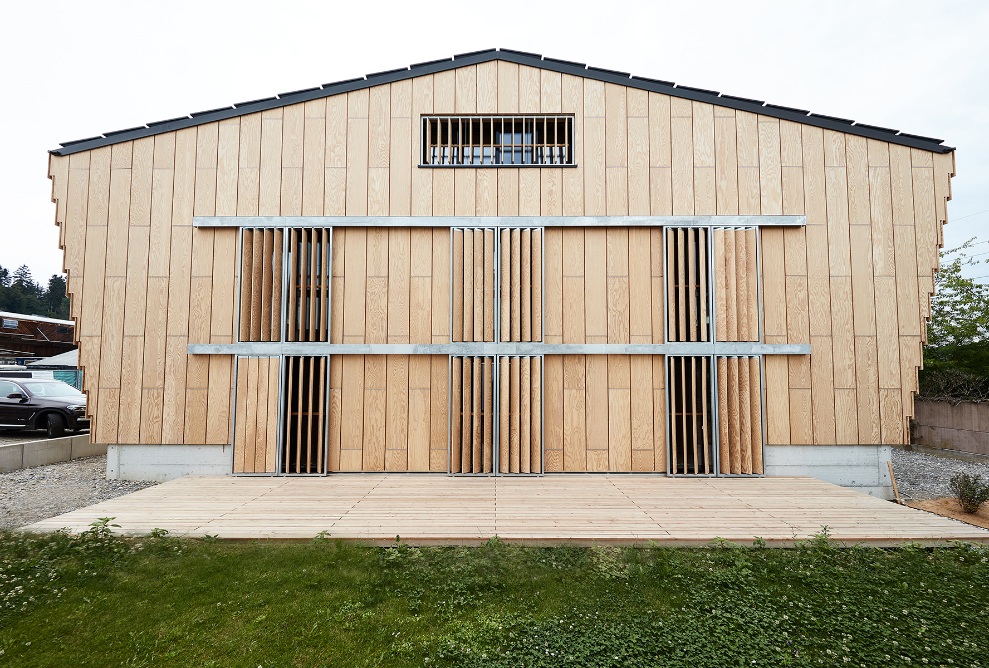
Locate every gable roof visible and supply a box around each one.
[50,48,952,157]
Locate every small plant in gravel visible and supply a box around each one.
[949,472,989,513]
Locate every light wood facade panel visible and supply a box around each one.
[543,354,665,472]
[48,64,952,458]
[328,355,442,472]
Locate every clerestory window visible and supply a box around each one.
[420,116,574,167]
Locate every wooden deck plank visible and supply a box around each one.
[24,476,988,546]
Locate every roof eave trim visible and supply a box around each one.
[48,49,954,157]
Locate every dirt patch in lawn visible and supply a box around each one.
[908,498,989,530]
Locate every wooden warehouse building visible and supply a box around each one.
[47,49,953,494]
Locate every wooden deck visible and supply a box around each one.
[23,475,989,546]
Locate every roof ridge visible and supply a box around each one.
[49,48,952,156]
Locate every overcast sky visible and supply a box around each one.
[3,0,987,284]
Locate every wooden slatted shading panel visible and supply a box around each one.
[717,356,764,474]
[451,229,497,342]
[239,229,283,341]
[713,228,759,342]
[281,356,327,474]
[287,228,331,342]
[667,356,713,475]
[500,356,543,474]
[501,229,543,342]
[232,356,280,473]
[665,228,710,342]
[450,356,495,474]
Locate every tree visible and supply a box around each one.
[920,239,989,400]
[0,264,69,319]
[45,274,68,319]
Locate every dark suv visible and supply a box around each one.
[0,378,88,438]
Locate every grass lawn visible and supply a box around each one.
[1,523,987,667]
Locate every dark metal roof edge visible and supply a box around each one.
[49,49,954,156]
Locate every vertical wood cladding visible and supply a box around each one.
[332,228,450,345]
[716,356,764,474]
[238,229,283,341]
[450,356,495,473]
[233,356,279,473]
[542,227,665,344]
[452,229,496,342]
[543,354,665,472]
[499,356,542,473]
[327,355,446,472]
[713,228,759,342]
[49,63,953,450]
[500,229,543,342]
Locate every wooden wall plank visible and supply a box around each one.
[432,229,450,343]
[628,228,651,343]
[562,75,584,215]
[649,93,673,215]
[584,229,607,343]
[692,102,716,215]
[385,354,409,471]
[429,355,448,471]
[543,355,564,471]
[584,79,606,215]
[670,98,694,215]
[563,355,586,471]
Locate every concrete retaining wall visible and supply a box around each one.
[106,444,231,481]
[913,399,989,457]
[0,434,105,472]
[764,444,893,500]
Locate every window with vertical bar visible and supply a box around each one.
[281,356,327,474]
[286,228,331,342]
[421,116,574,166]
[667,356,713,475]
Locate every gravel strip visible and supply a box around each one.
[0,455,156,530]
[0,429,57,446]
[891,447,989,500]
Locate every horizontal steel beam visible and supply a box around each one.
[188,342,812,356]
[193,215,806,229]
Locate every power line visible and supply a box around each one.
[951,209,989,222]
[942,239,989,253]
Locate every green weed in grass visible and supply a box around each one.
[0,527,986,667]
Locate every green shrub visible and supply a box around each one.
[949,472,989,514]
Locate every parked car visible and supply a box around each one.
[0,378,88,438]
